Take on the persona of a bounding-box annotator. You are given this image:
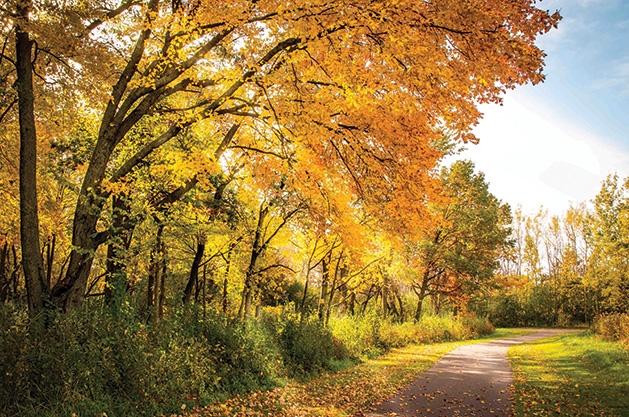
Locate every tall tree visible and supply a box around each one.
[14,0,48,314]
[412,160,511,320]
[587,174,629,313]
[3,1,560,311]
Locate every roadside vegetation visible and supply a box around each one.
[186,328,529,417]
[0,305,494,417]
[509,330,629,417]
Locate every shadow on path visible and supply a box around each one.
[357,329,581,417]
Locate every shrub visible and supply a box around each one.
[0,303,284,417]
[328,312,384,358]
[592,313,629,348]
[0,302,495,417]
[329,312,494,359]
[276,312,347,376]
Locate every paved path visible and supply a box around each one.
[360,329,580,417]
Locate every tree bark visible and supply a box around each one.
[222,240,238,315]
[239,204,268,320]
[183,235,205,304]
[414,271,430,322]
[104,195,134,306]
[318,256,330,321]
[15,0,48,315]
[147,223,165,322]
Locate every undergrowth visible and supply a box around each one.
[591,313,629,349]
[0,302,493,417]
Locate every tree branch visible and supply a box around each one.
[85,0,139,33]
[255,263,297,275]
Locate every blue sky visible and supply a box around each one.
[452,0,629,215]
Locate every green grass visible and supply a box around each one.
[509,331,629,416]
[188,328,532,417]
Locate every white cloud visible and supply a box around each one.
[445,92,629,216]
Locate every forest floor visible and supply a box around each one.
[361,329,580,417]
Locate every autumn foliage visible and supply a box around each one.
[0,0,565,415]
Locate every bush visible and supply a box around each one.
[329,312,494,359]
[592,313,629,348]
[0,303,283,417]
[328,312,384,358]
[275,311,348,377]
[0,302,495,417]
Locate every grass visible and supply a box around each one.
[509,331,629,416]
[186,328,530,417]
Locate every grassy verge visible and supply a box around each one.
[187,328,528,417]
[509,331,629,416]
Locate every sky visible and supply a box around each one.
[450,0,629,216]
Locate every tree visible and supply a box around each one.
[3,1,560,312]
[14,0,48,315]
[412,160,511,320]
[586,174,629,313]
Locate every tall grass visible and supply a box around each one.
[0,302,493,417]
[328,311,494,359]
[0,304,281,417]
[591,313,629,348]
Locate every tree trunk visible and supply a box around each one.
[396,292,405,321]
[15,0,48,315]
[104,195,134,306]
[147,224,165,322]
[361,285,375,315]
[300,272,310,314]
[381,281,388,320]
[325,253,343,326]
[0,244,9,302]
[318,257,330,321]
[44,234,56,291]
[239,204,267,320]
[222,245,233,315]
[183,235,205,305]
[414,273,430,322]
[202,264,207,318]
[348,292,356,316]
[157,245,166,321]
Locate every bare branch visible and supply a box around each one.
[0,98,17,125]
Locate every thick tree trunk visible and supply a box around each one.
[15,0,48,315]
[52,135,116,311]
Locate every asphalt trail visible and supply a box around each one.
[360,329,580,417]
